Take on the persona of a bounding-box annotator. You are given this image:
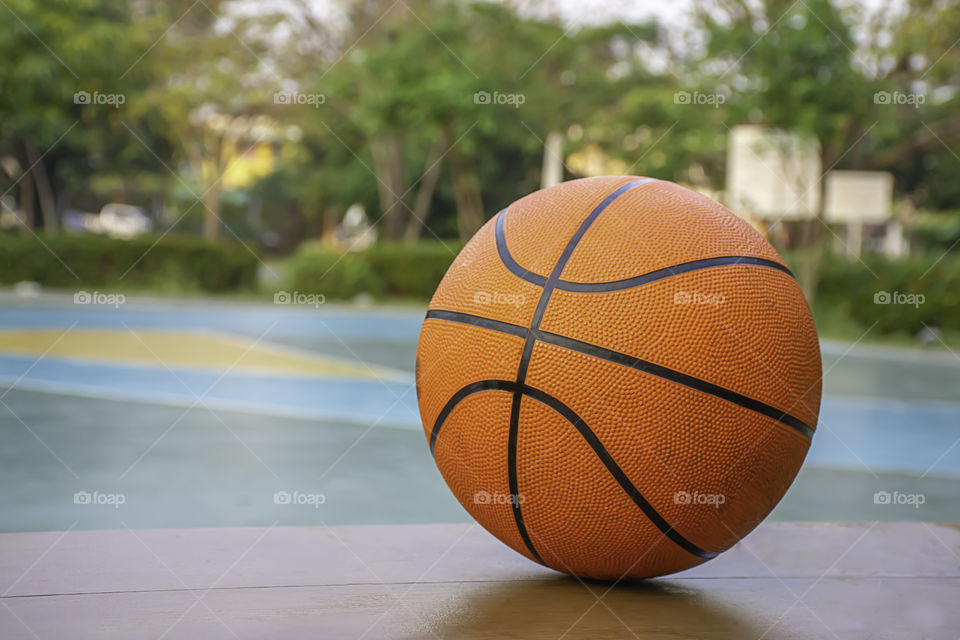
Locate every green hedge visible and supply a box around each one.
[811,252,960,334]
[285,241,461,300]
[285,242,382,299]
[15,229,949,339]
[0,232,258,292]
[361,242,461,298]
[284,241,960,337]
[911,212,960,253]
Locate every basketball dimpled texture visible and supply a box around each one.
[416,176,821,580]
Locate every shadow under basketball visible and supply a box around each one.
[419,576,782,640]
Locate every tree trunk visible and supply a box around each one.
[25,142,58,232]
[541,130,564,189]
[371,132,407,240]
[20,170,35,230]
[197,131,227,241]
[179,132,217,240]
[793,221,824,303]
[321,206,341,245]
[444,123,485,240]
[447,163,485,240]
[202,181,222,240]
[793,148,831,302]
[403,133,449,242]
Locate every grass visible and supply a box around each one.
[811,300,960,350]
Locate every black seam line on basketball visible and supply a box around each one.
[521,385,719,560]
[535,330,816,439]
[425,377,548,567]
[429,380,516,454]
[508,178,656,567]
[506,390,545,565]
[424,309,527,338]
[427,379,715,562]
[516,179,657,392]
[495,210,548,287]
[494,209,547,287]
[494,190,790,294]
[553,256,794,292]
[421,309,815,439]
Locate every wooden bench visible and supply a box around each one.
[1,522,957,638]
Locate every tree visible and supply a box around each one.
[315,1,663,240]
[0,0,159,230]
[687,0,960,292]
[687,0,880,294]
[127,0,275,240]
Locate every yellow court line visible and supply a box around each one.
[0,330,404,380]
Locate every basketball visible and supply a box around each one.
[415,176,822,580]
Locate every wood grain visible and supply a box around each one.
[1,522,958,639]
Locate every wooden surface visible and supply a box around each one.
[1,522,958,639]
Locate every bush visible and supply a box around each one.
[0,232,258,292]
[812,252,960,335]
[283,241,461,300]
[911,212,960,253]
[285,242,381,299]
[361,241,460,299]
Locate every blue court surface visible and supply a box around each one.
[1,292,958,532]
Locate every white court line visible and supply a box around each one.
[821,394,960,412]
[0,376,421,430]
[820,340,960,365]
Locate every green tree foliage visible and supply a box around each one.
[0,0,957,254]
[0,0,161,229]
[315,1,659,240]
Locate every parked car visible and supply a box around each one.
[62,204,154,238]
[98,203,153,238]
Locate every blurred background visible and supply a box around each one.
[0,0,958,532]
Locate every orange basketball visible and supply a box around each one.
[415,176,821,580]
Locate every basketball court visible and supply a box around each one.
[1,291,958,535]
[2,288,960,637]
